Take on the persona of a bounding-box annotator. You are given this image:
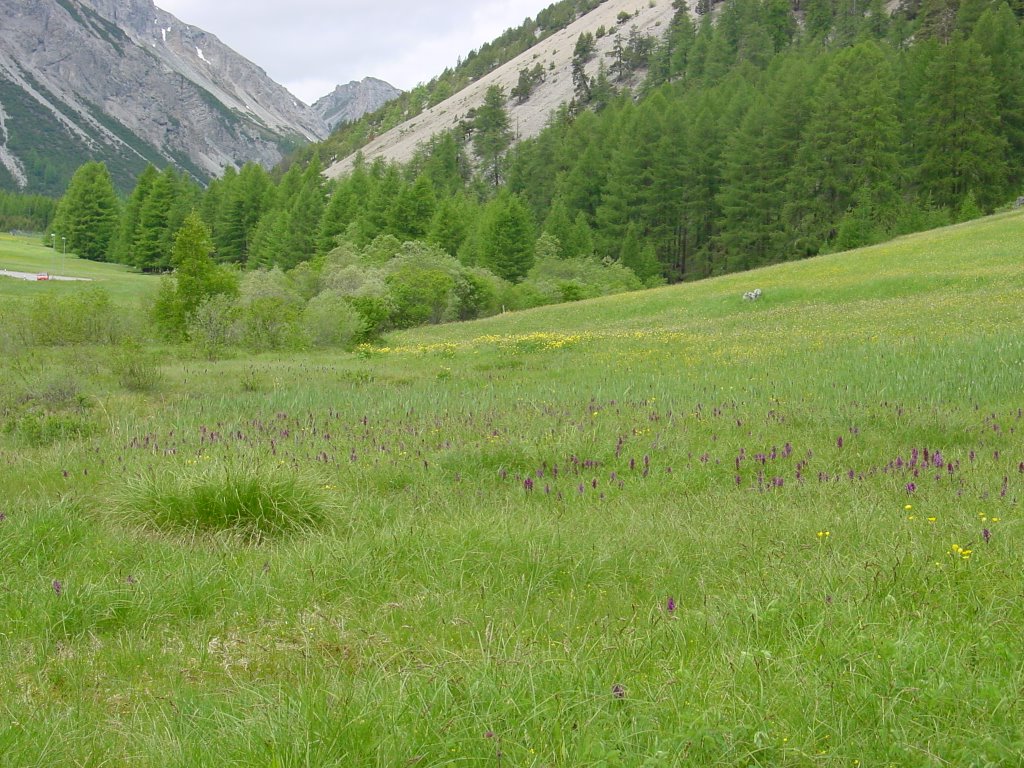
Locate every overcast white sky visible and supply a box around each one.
[156,0,544,105]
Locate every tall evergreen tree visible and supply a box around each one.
[786,42,903,251]
[389,173,437,241]
[479,191,535,282]
[318,183,359,253]
[108,164,158,265]
[427,194,475,257]
[216,163,273,265]
[472,85,514,186]
[152,211,237,340]
[914,37,1008,209]
[971,3,1024,188]
[51,161,120,263]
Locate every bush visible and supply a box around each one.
[188,294,240,359]
[302,291,365,348]
[107,338,164,392]
[19,286,122,346]
[236,268,304,351]
[517,256,643,305]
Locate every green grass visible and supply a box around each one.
[1,214,1023,766]
[0,233,159,302]
[115,465,332,541]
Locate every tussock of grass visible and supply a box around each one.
[115,466,330,540]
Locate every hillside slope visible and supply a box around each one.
[392,210,1024,346]
[0,0,328,194]
[324,0,677,178]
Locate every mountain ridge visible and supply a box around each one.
[313,77,403,131]
[0,0,398,194]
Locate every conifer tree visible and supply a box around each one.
[216,163,273,265]
[479,191,535,282]
[389,173,436,241]
[51,161,120,263]
[318,184,359,253]
[971,3,1024,188]
[133,167,184,271]
[277,160,325,269]
[716,96,783,271]
[108,164,158,265]
[914,37,1007,209]
[427,194,474,257]
[152,211,237,340]
[472,85,513,186]
[786,42,902,251]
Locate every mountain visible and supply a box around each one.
[313,78,402,131]
[324,0,677,179]
[0,0,329,195]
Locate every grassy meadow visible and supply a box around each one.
[1,214,1023,766]
[0,233,158,302]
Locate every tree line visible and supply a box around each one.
[37,0,1024,346]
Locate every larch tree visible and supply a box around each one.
[52,161,120,263]
[472,85,514,186]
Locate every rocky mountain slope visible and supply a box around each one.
[324,0,677,179]
[313,77,403,131]
[0,0,329,194]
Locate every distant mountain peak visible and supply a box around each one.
[313,77,402,131]
[0,0,328,194]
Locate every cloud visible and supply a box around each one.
[157,0,542,104]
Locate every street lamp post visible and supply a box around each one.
[61,236,66,277]
[50,233,56,277]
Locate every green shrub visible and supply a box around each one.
[302,291,365,348]
[188,294,240,359]
[0,368,99,447]
[115,466,331,541]
[106,338,163,392]
[236,268,304,351]
[3,409,99,447]
[19,286,122,346]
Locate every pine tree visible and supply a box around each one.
[679,98,725,277]
[51,161,120,263]
[152,211,237,340]
[472,86,514,186]
[716,96,783,271]
[479,191,535,282]
[108,164,158,265]
[971,3,1024,188]
[216,163,273,265]
[248,209,290,269]
[133,167,183,271]
[389,173,436,241]
[420,133,469,195]
[594,96,666,260]
[785,42,902,251]
[566,212,596,260]
[543,197,575,253]
[318,183,359,253]
[619,222,662,283]
[914,37,1008,209]
[427,194,475,257]
[278,160,326,269]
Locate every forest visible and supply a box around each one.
[32,0,1024,348]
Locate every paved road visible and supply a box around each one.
[0,268,92,282]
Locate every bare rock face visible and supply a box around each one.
[312,77,402,130]
[0,0,329,194]
[324,0,678,179]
